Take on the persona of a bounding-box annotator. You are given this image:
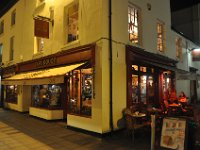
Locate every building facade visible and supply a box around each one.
[0,0,200,134]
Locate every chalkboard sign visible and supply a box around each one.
[160,117,187,150]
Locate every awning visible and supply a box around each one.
[2,62,85,85]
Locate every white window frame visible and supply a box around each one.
[157,20,165,52]
[128,3,141,45]
[64,1,79,44]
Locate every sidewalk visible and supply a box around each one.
[0,108,151,150]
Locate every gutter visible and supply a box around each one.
[108,0,113,132]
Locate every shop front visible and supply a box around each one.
[126,45,177,110]
[2,44,95,120]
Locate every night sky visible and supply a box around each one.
[0,0,18,17]
[1,0,200,16]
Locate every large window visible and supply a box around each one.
[68,68,93,116]
[65,2,79,43]
[11,10,16,26]
[32,84,62,109]
[157,21,165,52]
[131,65,155,105]
[6,85,18,104]
[176,37,182,60]
[0,20,4,34]
[128,4,141,45]
[10,36,14,61]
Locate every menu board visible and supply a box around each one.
[160,117,187,150]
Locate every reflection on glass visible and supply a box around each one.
[6,85,18,103]
[140,75,147,103]
[132,74,139,103]
[32,84,62,109]
[69,68,93,116]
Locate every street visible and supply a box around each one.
[0,108,151,150]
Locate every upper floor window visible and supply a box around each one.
[11,10,16,26]
[176,37,182,60]
[10,36,14,61]
[128,4,141,45]
[157,21,165,52]
[0,20,4,34]
[64,2,79,43]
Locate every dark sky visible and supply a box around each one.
[1,0,200,16]
[170,0,200,11]
[0,0,18,17]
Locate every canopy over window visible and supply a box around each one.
[2,62,85,85]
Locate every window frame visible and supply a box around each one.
[176,37,182,60]
[64,1,79,44]
[68,67,93,117]
[157,20,165,52]
[10,36,14,61]
[11,9,16,26]
[0,20,4,34]
[128,3,142,45]
[5,85,18,104]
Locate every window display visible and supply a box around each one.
[32,84,62,109]
[69,68,93,116]
[5,85,18,103]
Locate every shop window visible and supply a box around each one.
[10,36,14,61]
[6,85,18,104]
[11,10,16,26]
[176,37,182,60]
[140,75,147,103]
[157,21,165,52]
[128,4,141,45]
[32,84,62,109]
[68,68,93,117]
[64,1,79,43]
[0,20,4,34]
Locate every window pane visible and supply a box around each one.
[6,85,18,103]
[67,2,79,43]
[11,10,16,26]
[69,68,93,117]
[10,36,14,61]
[32,84,62,109]
[128,4,140,44]
[132,74,139,103]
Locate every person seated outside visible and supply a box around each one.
[169,87,178,104]
[178,91,188,103]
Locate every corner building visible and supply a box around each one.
[0,0,200,134]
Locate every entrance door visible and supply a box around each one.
[190,80,197,104]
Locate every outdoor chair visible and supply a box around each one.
[125,113,150,142]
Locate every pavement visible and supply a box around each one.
[0,108,151,150]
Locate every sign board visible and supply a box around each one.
[160,117,187,150]
[34,18,49,38]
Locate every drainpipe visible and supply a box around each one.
[108,0,113,132]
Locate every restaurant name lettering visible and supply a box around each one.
[35,57,57,68]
